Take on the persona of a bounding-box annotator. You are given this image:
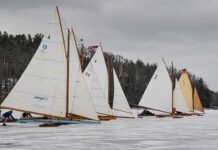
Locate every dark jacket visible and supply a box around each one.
[2,111,13,118]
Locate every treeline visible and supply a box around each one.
[0,31,42,100]
[0,31,217,108]
[81,53,157,106]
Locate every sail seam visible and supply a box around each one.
[12,90,65,100]
[34,57,65,62]
[23,74,66,81]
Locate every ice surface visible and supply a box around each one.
[0,110,218,150]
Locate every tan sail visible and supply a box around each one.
[193,88,204,112]
[178,71,193,112]
[173,79,189,114]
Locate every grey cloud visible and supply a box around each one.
[0,0,217,90]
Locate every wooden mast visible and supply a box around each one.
[186,70,194,112]
[71,28,80,62]
[191,75,195,113]
[171,61,174,115]
[0,6,69,119]
[66,29,70,118]
[56,6,69,118]
[56,6,67,56]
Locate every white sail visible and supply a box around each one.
[112,68,134,118]
[173,79,189,113]
[138,60,172,113]
[91,46,109,101]
[1,9,67,117]
[83,48,112,116]
[68,32,99,121]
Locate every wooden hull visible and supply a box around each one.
[172,115,183,119]
[68,114,91,120]
[98,115,116,121]
[16,119,100,124]
[156,114,183,118]
[39,123,62,127]
[155,114,171,118]
[196,113,204,116]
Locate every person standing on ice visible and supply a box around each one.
[2,110,15,126]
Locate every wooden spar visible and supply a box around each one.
[191,74,195,112]
[133,104,172,114]
[186,70,194,112]
[66,29,70,118]
[99,43,111,106]
[112,108,134,115]
[71,28,82,69]
[56,6,67,56]
[0,106,66,119]
[171,61,174,114]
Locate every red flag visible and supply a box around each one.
[180,68,187,74]
[87,45,98,52]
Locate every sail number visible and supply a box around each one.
[41,44,48,53]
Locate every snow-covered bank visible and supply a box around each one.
[0,110,217,150]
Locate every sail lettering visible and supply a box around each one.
[154,74,158,79]
[34,96,48,101]
[85,72,90,77]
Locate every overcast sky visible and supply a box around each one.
[0,0,217,91]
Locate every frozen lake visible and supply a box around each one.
[0,110,217,150]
